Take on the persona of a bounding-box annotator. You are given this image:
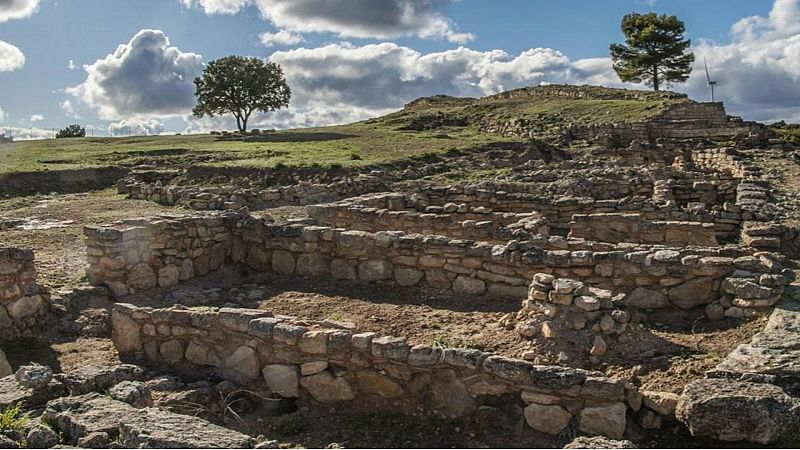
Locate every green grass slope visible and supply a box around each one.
[0,84,689,174]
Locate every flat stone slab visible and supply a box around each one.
[0,375,67,409]
[712,301,800,378]
[43,393,254,448]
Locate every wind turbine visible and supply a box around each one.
[704,57,720,102]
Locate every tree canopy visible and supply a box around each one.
[56,124,86,139]
[193,56,291,132]
[610,13,694,91]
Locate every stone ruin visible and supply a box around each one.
[2,90,800,448]
[69,142,798,445]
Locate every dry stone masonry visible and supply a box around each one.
[0,245,50,340]
[111,302,679,440]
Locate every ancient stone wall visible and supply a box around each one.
[83,214,237,296]
[118,174,389,211]
[111,302,663,440]
[484,102,766,146]
[568,213,718,246]
[405,186,743,240]
[307,193,549,242]
[85,214,787,316]
[0,245,49,340]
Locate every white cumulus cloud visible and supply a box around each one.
[60,99,78,118]
[259,30,304,47]
[179,0,249,14]
[680,0,800,121]
[0,105,6,123]
[0,0,39,22]
[0,40,25,72]
[67,29,203,120]
[29,114,43,122]
[108,118,166,136]
[263,42,613,128]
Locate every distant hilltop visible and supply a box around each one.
[377,84,764,146]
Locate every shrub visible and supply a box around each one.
[0,402,29,433]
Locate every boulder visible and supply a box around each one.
[357,260,392,282]
[453,276,486,295]
[429,378,476,418]
[626,287,669,309]
[668,277,715,310]
[262,364,299,398]
[222,346,260,381]
[300,371,356,403]
[578,402,627,439]
[395,267,423,287]
[523,402,571,435]
[271,250,296,275]
[112,311,141,353]
[676,378,800,444]
[356,371,404,398]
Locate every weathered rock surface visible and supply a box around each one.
[109,380,152,408]
[14,363,53,390]
[55,364,145,395]
[676,378,800,444]
[712,302,800,378]
[563,436,638,448]
[43,393,254,448]
[0,375,67,409]
[0,349,12,378]
[26,424,60,448]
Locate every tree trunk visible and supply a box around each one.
[240,117,248,133]
[652,65,660,91]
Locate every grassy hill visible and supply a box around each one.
[0,85,690,174]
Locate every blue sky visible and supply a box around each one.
[0,0,797,138]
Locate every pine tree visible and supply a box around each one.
[610,13,695,91]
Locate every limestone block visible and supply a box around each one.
[157,266,180,288]
[453,276,485,295]
[395,267,423,287]
[272,250,296,275]
[358,260,392,282]
[300,371,356,402]
[128,263,157,290]
[112,311,142,353]
[579,402,627,439]
[263,364,299,398]
[223,346,260,381]
[356,371,404,398]
[330,259,357,281]
[159,339,184,364]
[185,339,220,367]
[524,403,572,435]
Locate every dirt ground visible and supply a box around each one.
[0,190,183,289]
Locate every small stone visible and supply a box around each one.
[15,363,53,390]
[590,335,607,356]
[574,296,600,311]
[109,380,153,408]
[26,425,59,448]
[300,361,328,376]
[705,302,725,321]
